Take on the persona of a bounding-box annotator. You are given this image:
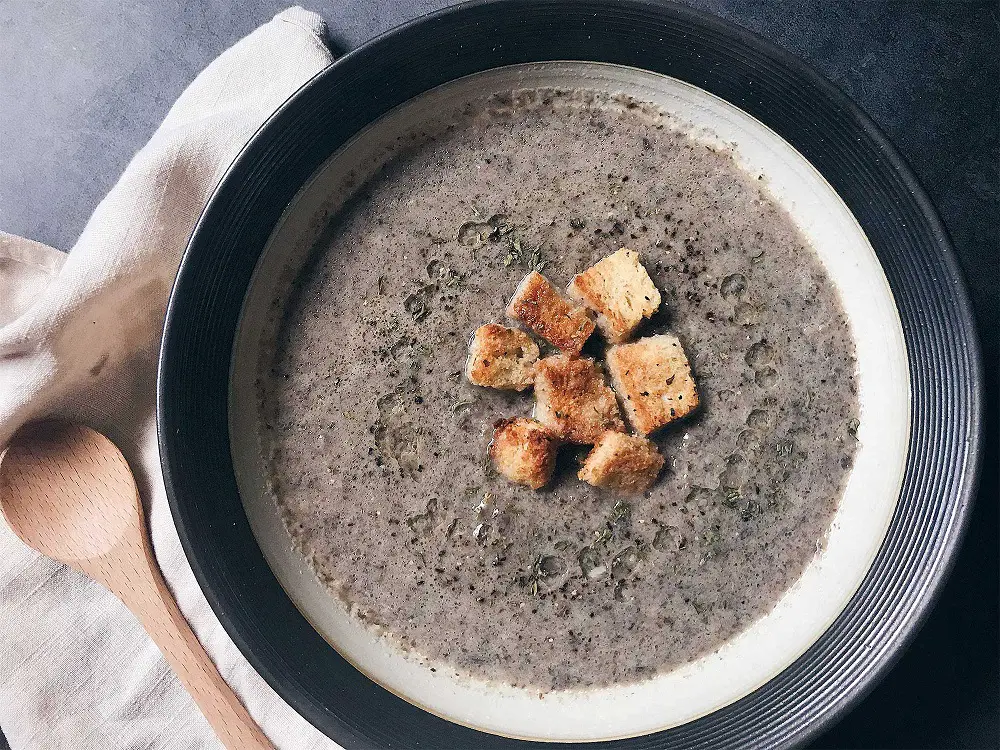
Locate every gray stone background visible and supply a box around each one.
[0,1,996,748]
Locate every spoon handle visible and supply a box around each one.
[104,537,274,750]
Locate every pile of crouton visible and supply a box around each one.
[466,248,699,494]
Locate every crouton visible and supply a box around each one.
[606,334,699,435]
[506,271,595,355]
[534,355,625,444]
[466,324,540,391]
[568,248,661,344]
[579,431,665,493]
[489,417,560,489]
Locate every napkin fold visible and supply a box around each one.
[0,8,339,749]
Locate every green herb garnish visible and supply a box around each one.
[721,489,740,509]
[740,500,761,522]
[593,500,632,547]
[501,234,544,271]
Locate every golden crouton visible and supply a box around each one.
[466,323,540,391]
[489,417,560,489]
[606,334,699,435]
[534,355,625,444]
[568,248,661,344]
[506,271,595,355]
[579,431,665,493]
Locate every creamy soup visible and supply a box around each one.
[256,89,859,691]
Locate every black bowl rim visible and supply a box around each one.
[158,1,984,748]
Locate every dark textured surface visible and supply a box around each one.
[1,1,996,749]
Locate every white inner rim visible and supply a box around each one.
[230,62,910,742]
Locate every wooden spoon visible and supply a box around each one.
[0,421,272,749]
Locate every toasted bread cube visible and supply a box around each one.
[606,334,699,435]
[534,355,625,444]
[579,431,665,494]
[489,418,560,489]
[506,271,595,355]
[568,248,661,344]
[466,324,540,391]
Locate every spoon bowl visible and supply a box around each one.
[0,420,272,749]
[0,421,136,566]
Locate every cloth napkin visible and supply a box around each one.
[0,8,341,749]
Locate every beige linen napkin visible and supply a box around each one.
[0,8,340,749]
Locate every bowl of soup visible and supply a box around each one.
[159,2,983,748]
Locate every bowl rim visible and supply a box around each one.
[158,2,984,748]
